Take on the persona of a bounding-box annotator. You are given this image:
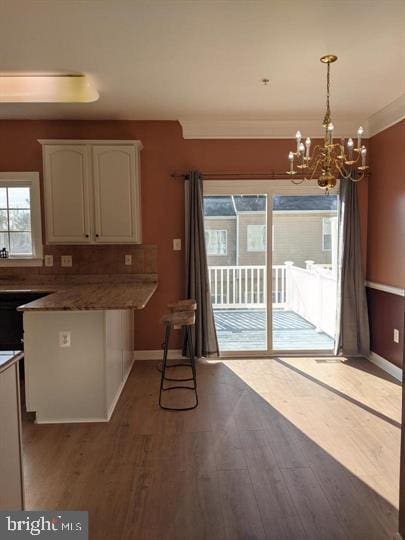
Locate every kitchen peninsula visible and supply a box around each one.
[16,278,157,424]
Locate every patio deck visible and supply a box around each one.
[214,309,334,351]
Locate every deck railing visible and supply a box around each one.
[208,262,336,338]
[208,265,287,308]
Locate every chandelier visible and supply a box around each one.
[287,55,369,191]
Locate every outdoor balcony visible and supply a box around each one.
[208,263,336,352]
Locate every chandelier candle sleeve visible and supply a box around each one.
[347,138,354,161]
[305,137,311,159]
[361,146,367,167]
[296,131,301,152]
[357,126,364,150]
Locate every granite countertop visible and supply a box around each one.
[16,281,158,311]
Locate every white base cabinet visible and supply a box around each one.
[24,309,134,423]
[0,356,24,509]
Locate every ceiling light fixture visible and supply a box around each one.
[0,74,99,103]
[287,55,368,192]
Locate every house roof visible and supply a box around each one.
[204,195,337,216]
[203,196,235,216]
[273,195,337,211]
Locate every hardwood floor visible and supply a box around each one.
[22,357,401,539]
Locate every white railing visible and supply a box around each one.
[285,263,337,338]
[208,265,287,308]
[208,262,337,338]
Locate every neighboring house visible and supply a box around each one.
[204,195,337,268]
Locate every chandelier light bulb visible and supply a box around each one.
[288,151,294,161]
[361,146,367,167]
[295,131,301,142]
[298,142,305,154]
[347,138,354,147]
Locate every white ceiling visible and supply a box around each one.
[1,0,404,123]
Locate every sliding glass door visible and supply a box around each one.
[204,194,268,352]
[203,180,339,356]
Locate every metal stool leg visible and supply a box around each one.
[159,323,198,411]
[159,324,171,409]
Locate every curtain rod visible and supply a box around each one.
[171,171,295,180]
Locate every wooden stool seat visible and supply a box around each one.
[160,310,195,328]
[167,299,197,312]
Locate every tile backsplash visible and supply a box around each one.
[0,244,157,280]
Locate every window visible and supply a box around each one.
[322,217,332,251]
[247,224,266,252]
[205,229,227,255]
[0,173,42,265]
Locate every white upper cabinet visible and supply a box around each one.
[43,145,91,243]
[93,146,140,243]
[40,140,142,244]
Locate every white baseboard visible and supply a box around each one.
[369,351,402,382]
[35,416,109,424]
[134,349,184,361]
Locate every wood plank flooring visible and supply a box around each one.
[22,357,401,540]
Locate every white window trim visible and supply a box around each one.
[205,229,228,256]
[322,217,332,252]
[0,172,43,266]
[247,224,266,252]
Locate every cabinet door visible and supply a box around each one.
[43,145,91,243]
[92,146,141,243]
[0,363,24,509]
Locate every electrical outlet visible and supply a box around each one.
[173,238,182,251]
[59,331,71,348]
[394,329,400,344]
[44,254,53,267]
[125,254,132,266]
[61,255,72,267]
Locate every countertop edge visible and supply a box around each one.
[0,351,23,374]
[17,282,158,312]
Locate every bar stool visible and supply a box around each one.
[159,308,198,411]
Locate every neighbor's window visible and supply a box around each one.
[322,217,332,251]
[247,224,266,252]
[205,229,227,255]
[0,173,42,264]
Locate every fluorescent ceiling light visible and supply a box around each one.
[0,74,99,103]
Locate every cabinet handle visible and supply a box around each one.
[96,234,99,238]
[85,234,89,238]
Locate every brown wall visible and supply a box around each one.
[366,120,405,368]
[367,120,405,289]
[0,120,369,350]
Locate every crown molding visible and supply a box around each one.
[179,118,366,140]
[367,93,405,137]
[180,93,405,139]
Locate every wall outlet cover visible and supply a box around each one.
[394,329,400,344]
[173,238,182,251]
[61,255,72,267]
[59,331,71,348]
[44,254,53,267]
[125,254,132,265]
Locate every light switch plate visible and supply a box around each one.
[173,238,182,251]
[61,255,72,267]
[59,331,71,348]
[125,254,132,265]
[44,254,53,267]
[394,329,400,343]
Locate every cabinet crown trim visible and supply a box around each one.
[38,139,143,150]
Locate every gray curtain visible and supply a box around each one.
[183,171,219,358]
[334,179,370,357]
